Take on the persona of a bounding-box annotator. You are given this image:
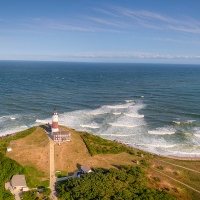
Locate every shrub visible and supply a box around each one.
[57,165,176,200]
[80,132,135,156]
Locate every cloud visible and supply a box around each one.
[86,17,126,28]
[1,52,200,63]
[110,6,200,34]
[2,5,200,36]
[50,52,200,60]
[46,23,94,32]
[92,8,118,17]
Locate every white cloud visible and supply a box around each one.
[1,52,200,63]
[110,6,200,34]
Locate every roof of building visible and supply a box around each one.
[81,164,92,173]
[53,131,70,136]
[11,175,27,187]
[7,147,12,151]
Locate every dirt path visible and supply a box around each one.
[155,159,200,174]
[153,168,200,194]
[49,137,57,200]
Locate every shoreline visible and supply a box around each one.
[2,127,200,161]
[164,154,200,161]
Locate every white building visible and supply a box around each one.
[81,164,93,174]
[7,147,12,152]
[51,109,71,142]
[11,175,28,191]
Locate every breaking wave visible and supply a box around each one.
[100,133,136,137]
[148,127,176,135]
[109,123,138,128]
[124,113,144,118]
[35,119,49,124]
[80,124,100,129]
[1,100,200,157]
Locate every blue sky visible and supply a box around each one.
[1,0,200,63]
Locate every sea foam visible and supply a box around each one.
[148,127,176,135]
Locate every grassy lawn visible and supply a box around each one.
[1,126,200,200]
[0,127,37,154]
[5,127,50,187]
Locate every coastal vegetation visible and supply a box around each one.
[20,187,51,200]
[0,153,22,200]
[57,165,176,200]
[0,127,37,154]
[1,126,200,199]
[80,131,135,156]
[0,127,49,200]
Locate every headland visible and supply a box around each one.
[1,126,200,200]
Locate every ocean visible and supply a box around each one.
[1,60,200,157]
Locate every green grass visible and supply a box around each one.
[0,127,50,189]
[80,132,135,156]
[23,165,49,188]
[57,165,176,200]
[55,171,68,178]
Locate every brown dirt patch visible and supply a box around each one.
[6,127,50,175]
[54,128,136,174]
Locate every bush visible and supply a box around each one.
[20,190,38,200]
[157,166,164,170]
[80,132,135,156]
[42,188,51,196]
[57,166,176,200]
[22,165,49,188]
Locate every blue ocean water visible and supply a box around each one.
[1,60,200,157]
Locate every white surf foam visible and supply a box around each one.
[148,127,176,135]
[194,134,200,138]
[173,121,181,125]
[80,124,100,129]
[104,104,132,109]
[0,115,18,121]
[20,125,28,128]
[109,123,138,128]
[113,112,121,115]
[100,133,136,137]
[89,108,109,115]
[125,100,134,103]
[186,120,196,123]
[35,119,49,124]
[0,126,29,137]
[124,113,144,118]
[137,144,176,148]
[173,120,196,125]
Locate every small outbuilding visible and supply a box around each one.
[11,175,28,191]
[81,164,93,174]
[7,147,12,152]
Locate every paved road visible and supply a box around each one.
[57,171,78,182]
[49,137,57,199]
[5,182,21,200]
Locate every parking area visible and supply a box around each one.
[5,182,23,200]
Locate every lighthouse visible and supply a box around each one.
[51,109,59,134]
[50,108,71,142]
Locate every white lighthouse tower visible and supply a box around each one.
[51,109,59,134]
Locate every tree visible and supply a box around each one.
[57,166,176,200]
[42,188,51,196]
[20,190,38,200]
